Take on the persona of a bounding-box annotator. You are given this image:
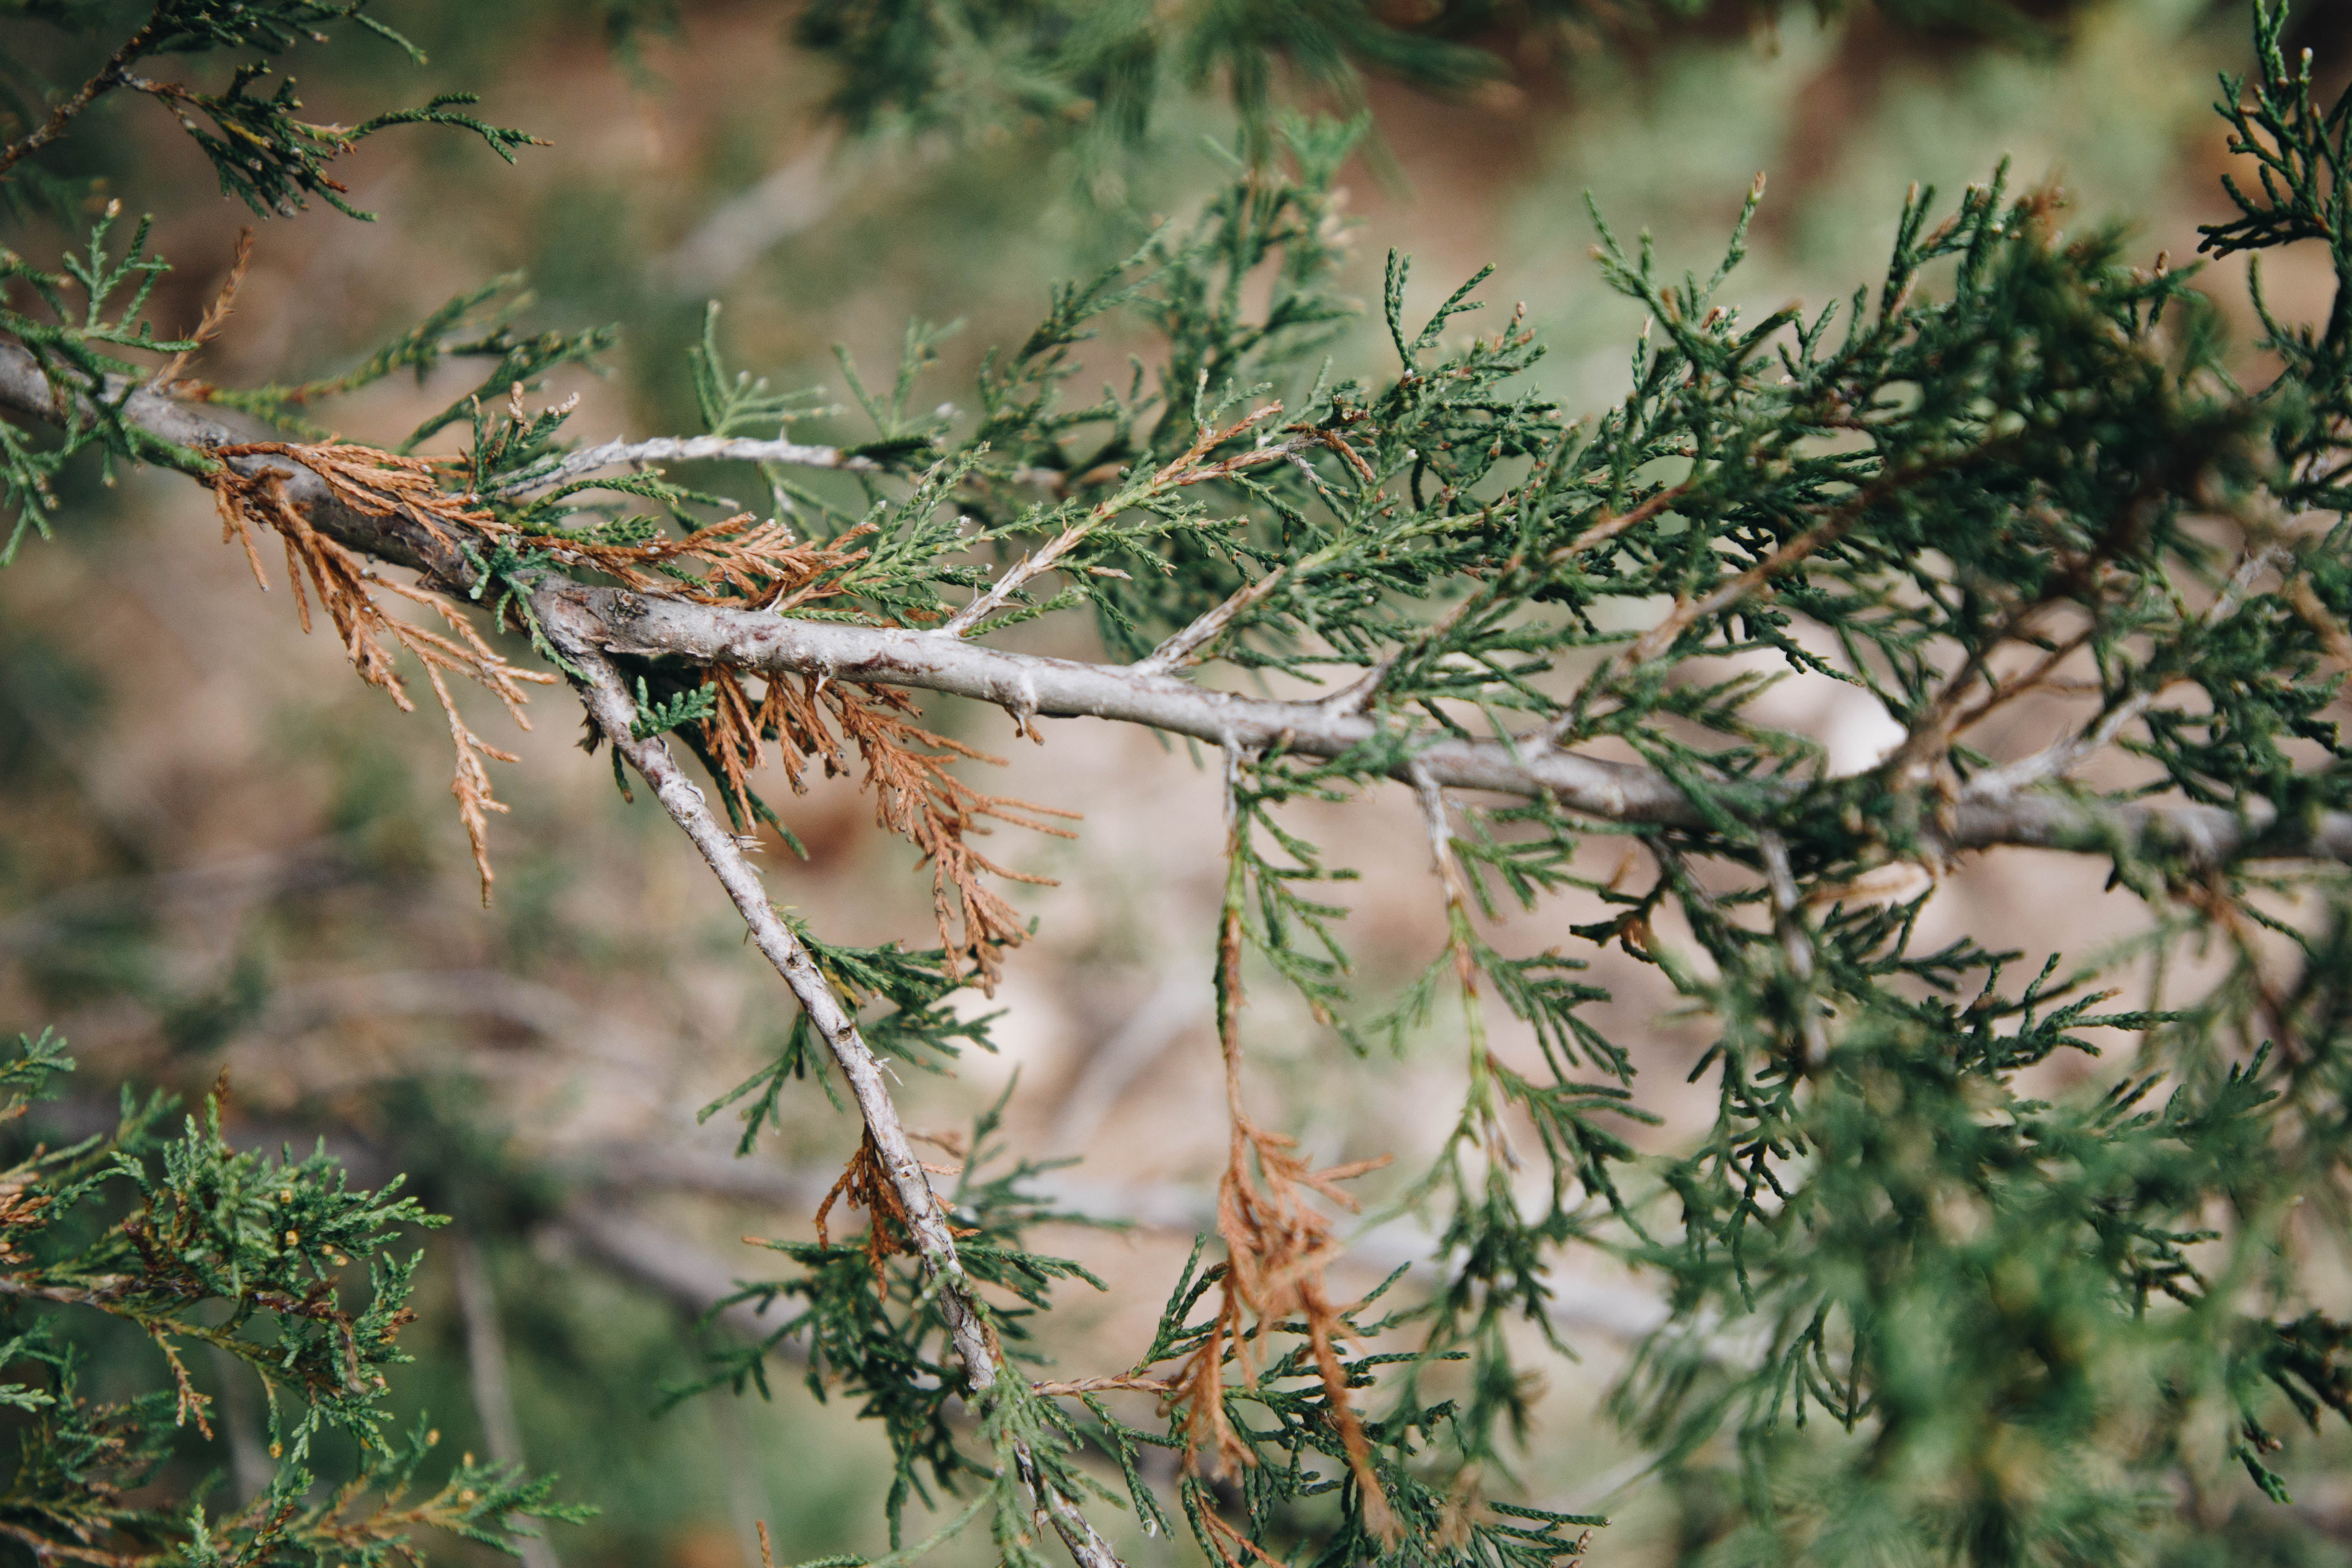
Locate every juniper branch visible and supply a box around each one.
[544,628,1129,1568]
[550,633,999,1377]
[491,433,883,498]
[1,343,2341,872]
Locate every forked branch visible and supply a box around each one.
[542,620,1127,1568]
[2,339,2341,872]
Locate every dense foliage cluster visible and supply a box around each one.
[8,3,2352,1568]
[0,1029,580,1568]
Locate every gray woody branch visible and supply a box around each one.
[0,350,1132,1568]
[491,433,881,497]
[550,637,1123,1568]
[573,581,2352,864]
[5,341,2347,874]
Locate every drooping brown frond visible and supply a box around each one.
[207,451,553,900]
[709,671,1078,989]
[209,441,1072,952]
[1165,893,1396,1539]
[701,668,766,819]
[829,685,1078,989]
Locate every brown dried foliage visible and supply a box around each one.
[207,445,555,900]
[697,667,1078,989]
[206,434,1069,971]
[812,1129,917,1292]
[1166,894,1395,1542]
[535,510,871,610]
[152,226,253,393]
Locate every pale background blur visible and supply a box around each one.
[4,3,2348,1563]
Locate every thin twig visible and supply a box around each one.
[544,628,1127,1568]
[1967,547,2282,801]
[1135,567,1286,675]
[551,634,997,1379]
[1030,1375,1177,1397]
[940,408,1303,637]
[492,434,881,498]
[0,14,162,180]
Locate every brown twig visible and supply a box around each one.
[1030,1374,1177,1398]
[0,16,161,181]
[1166,751,1396,1540]
[151,228,254,393]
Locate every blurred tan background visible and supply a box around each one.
[6,3,2350,1563]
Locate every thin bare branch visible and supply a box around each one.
[939,406,1302,636]
[0,15,161,181]
[1135,566,1286,675]
[548,632,998,1379]
[542,628,1127,1568]
[492,434,880,498]
[451,1233,563,1568]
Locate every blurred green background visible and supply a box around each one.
[6,3,2352,1564]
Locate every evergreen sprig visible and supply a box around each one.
[0,1029,586,1568]
[787,0,2078,159]
[684,1087,1108,1546]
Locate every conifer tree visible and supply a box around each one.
[6,3,2352,1567]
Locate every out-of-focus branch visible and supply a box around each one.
[659,132,844,297]
[0,16,162,180]
[0,839,361,961]
[205,1346,274,1504]
[1046,972,1208,1154]
[451,1233,564,1568]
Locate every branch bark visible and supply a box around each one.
[547,632,1001,1383]
[559,578,2352,864]
[493,433,880,498]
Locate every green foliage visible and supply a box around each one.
[0,1029,585,1568]
[702,920,1006,1148]
[647,3,2352,1558]
[206,274,616,452]
[0,205,207,562]
[630,675,719,740]
[684,1087,1107,1546]
[0,0,549,561]
[787,0,2084,158]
